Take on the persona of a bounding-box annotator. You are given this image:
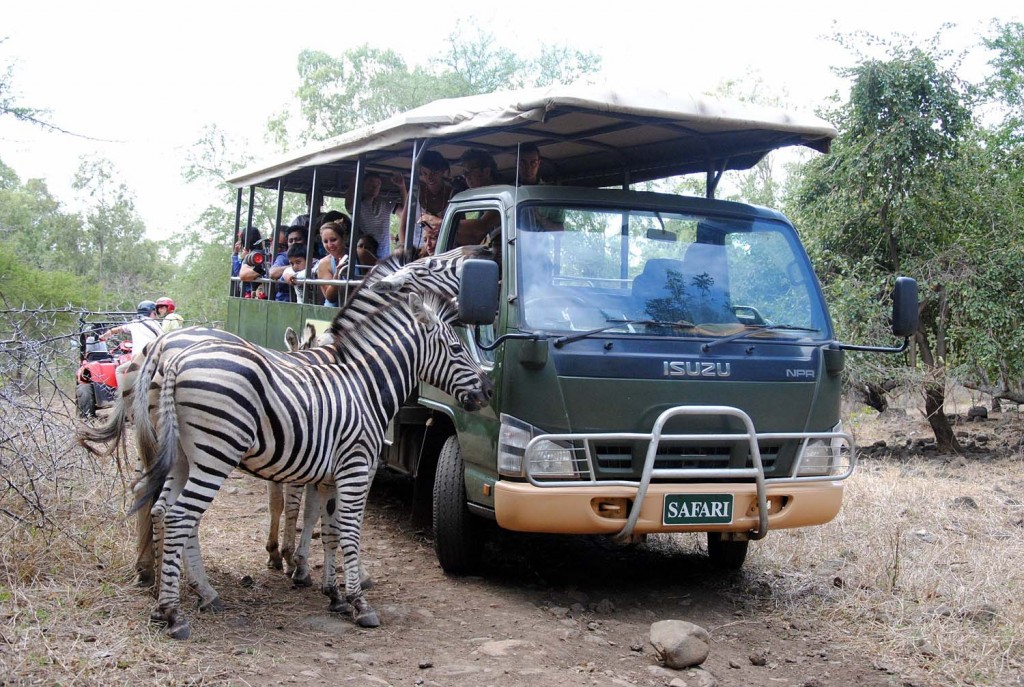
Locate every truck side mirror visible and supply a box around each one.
[458,259,499,325]
[892,277,918,338]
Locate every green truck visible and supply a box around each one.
[226,85,917,572]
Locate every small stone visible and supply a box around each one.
[913,529,938,544]
[669,678,688,687]
[952,496,978,509]
[239,575,255,588]
[418,660,433,669]
[964,603,999,622]
[728,659,742,669]
[650,620,710,669]
[548,605,569,619]
[749,651,769,666]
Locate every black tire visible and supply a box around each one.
[432,435,481,574]
[707,532,748,570]
[76,383,96,418]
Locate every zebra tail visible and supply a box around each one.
[130,355,180,516]
[131,340,163,473]
[76,394,127,458]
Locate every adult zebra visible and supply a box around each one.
[78,245,494,587]
[140,288,493,640]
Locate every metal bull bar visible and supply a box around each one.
[521,405,856,544]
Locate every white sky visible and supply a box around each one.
[0,1,1018,241]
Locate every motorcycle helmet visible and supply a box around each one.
[155,296,176,313]
[136,300,157,316]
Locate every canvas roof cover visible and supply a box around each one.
[227,83,837,194]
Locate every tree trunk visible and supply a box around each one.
[923,382,962,454]
[859,382,890,413]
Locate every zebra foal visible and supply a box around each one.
[138,290,493,639]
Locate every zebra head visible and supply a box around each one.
[369,245,495,300]
[407,292,494,412]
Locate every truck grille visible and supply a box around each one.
[594,443,781,475]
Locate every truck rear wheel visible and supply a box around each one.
[706,532,748,570]
[76,383,96,418]
[432,435,480,574]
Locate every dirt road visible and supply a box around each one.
[155,470,927,687]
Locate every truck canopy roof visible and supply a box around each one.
[227,83,837,194]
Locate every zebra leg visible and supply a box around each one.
[333,460,379,628]
[265,482,284,571]
[278,483,305,581]
[184,525,224,612]
[292,481,373,590]
[318,486,349,613]
[132,457,156,589]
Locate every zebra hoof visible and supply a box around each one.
[291,573,312,588]
[329,598,353,614]
[360,575,375,591]
[199,596,225,613]
[355,609,380,628]
[166,619,192,640]
[149,608,168,626]
[351,597,380,628]
[266,557,283,571]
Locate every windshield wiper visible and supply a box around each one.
[552,318,696,348]
[701,324,821,352]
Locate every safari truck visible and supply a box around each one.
[225,85,917,572]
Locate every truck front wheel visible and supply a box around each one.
[706,532,748,570]
[432,435,481,574]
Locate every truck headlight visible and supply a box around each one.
[498,415,531,477]
[797,422,849,477]
[526,439,578,479]
[498,414,582,479]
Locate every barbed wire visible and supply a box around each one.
[0,306,220,536]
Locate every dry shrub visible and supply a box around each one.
[750,424,1024,685]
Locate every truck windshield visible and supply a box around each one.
[515,205,830,341]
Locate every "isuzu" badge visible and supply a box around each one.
[663,361,731,378]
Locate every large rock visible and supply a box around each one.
[650,619,710,669]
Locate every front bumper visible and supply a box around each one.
[498,405,854,540]
[494,479,844,534]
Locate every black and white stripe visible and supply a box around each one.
[138,285,493,640]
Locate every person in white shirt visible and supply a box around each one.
[99,301,163,357]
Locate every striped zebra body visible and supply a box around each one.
[139,288,492,639]
[76,245,494,590]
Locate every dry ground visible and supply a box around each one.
[2,398,1023,686]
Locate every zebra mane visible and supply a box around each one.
[324,244,492,346]
[325,271,457,352]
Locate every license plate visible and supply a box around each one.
[663,494,734,525]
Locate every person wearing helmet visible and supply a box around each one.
[156,297,184,333]
[98,300,163,357]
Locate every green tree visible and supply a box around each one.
[71,158,174,303]
[789,34,974,452]
[275,22,602,146]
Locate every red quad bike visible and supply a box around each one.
[75,324,133,418]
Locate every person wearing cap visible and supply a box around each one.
[397,151,456,257]
[99,301,164,358]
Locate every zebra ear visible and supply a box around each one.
[407,292,438,328]
[370,272,410,293]
[301,323,317,348]
[284,326,299,352]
